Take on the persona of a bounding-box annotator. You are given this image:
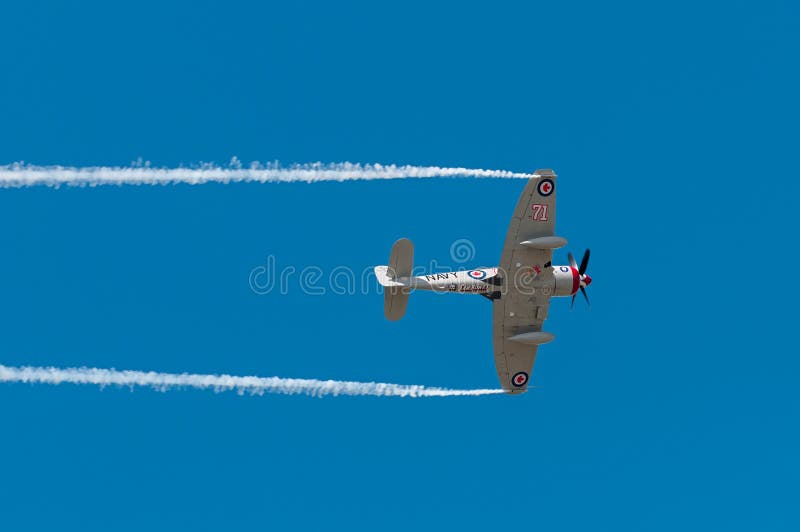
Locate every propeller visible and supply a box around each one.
[570,249,592,309]
[568,251,578,270]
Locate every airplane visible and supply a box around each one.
[374,169,591,394]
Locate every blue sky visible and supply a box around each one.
[1,1,798,529]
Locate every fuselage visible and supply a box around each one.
[405,265,584,297]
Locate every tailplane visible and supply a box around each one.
[374,238,413,321]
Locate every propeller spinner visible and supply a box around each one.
[568,249,592,308]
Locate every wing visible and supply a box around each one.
[493,169,558,393]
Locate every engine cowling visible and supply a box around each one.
[550,265,580,296]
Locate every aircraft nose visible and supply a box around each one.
[583,274,592,287]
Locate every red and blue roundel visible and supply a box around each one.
[468,270,487,280]
[511,371,529,387]
[537,179,554,197]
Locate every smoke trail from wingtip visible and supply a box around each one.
[0,161,535,188]
[0,364,504,398]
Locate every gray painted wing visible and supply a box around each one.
[493,170,557,393]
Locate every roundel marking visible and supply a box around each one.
[468,270,487,280]
[538,179,554,197]
[559,266,570,273]
[512,372,529,387]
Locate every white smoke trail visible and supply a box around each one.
[0,160,535,188]
[0,364,504,398]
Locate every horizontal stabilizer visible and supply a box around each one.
[384,288,409,321]
[380,238,414,321]
[388,238,413,279]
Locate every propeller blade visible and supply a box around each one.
[570,293,576,309]
[568,251,578,270]
[579,249,591,275]
[580,286,590,306]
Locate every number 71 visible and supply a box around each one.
[530,203,549,221]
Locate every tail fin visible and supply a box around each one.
[374,238,413,321]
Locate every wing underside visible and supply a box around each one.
[493,170,558,393]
